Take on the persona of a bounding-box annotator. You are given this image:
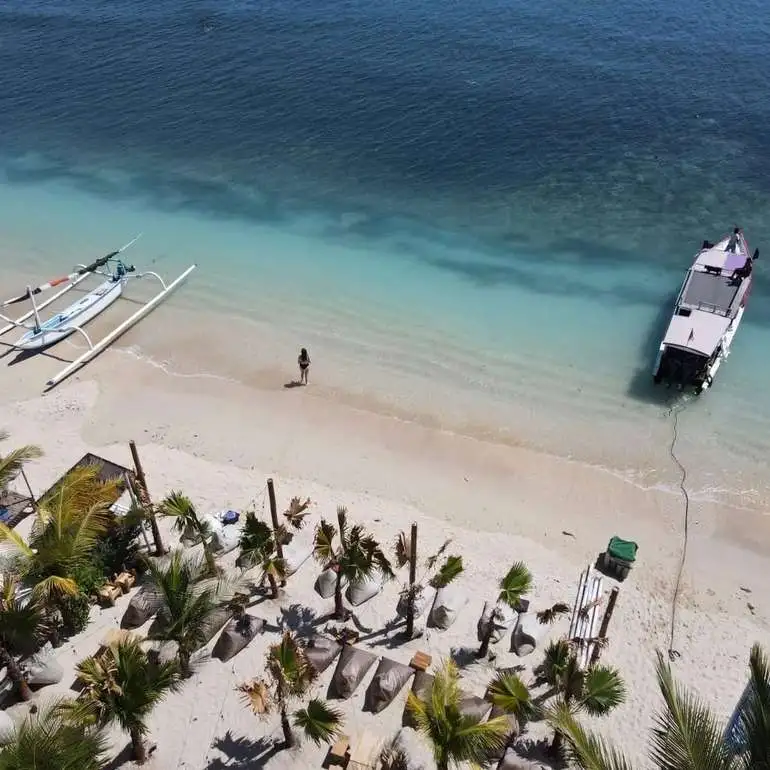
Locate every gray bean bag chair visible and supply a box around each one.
[477,601,517,645]
[121,584,162,628]
[364,657,414,713]
[428,584,468,631]
[346,573,383,607]
[330,645,378,700]
[212,613,266,661]
[497,749,548,770]
[142,640,179,666]
[396,585,433,620]
[305,635,343,675]
[459,691,492,722]
[314,568,347,599]
[0,710,15,746]
[511,613,540,657]
[22,644,63,687]
[403,670,434,727]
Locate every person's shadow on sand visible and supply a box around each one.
[283,380,304,389]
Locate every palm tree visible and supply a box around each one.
[237,631,344,749]
[487,670,536,737]
[550,644,770,770]
[236,512,287,598]
[477,561,533,658]
[0,573,51,701]
[0,696,109,770]
[158,491,218,575]
[145,549,236,677]
[540,638,626,757]
[66,636,183,763]
[0,431,42,493]
[393,531,464,635]
[313,506,394,619]
[0,465,119,639]
[406,659,510,770]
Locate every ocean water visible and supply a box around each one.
[2,0,770,509]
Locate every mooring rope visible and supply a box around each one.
[666,397,691,661]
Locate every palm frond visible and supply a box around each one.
[0,441,43,491]
[487,671,535,723]
[497,561,533,609]
[0,573,51,653]
[650,650,730,770]
[283,497,311,529]
[0,696,109,770]
[540,639,572,687]
[407,659,509,769]
[735,643,770,767]
[425,539,452,571]
[293,698,344,746]
[394,530,411,569]
[313,519,338,566]
[537,602,571,625]
[267,631,316,700]
[580,665,626,716]
[428,555,463,589]
[547,701,636,770]
[579,596,604,621]
[237,679,272,715]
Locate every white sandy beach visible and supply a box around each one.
[2,344,770,769]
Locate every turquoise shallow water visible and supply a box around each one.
[1,0,770,508]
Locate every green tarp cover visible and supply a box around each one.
[608,536,638,562]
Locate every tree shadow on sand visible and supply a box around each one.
[204,731,283,770]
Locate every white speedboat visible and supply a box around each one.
[653,228,759,393]
[13,275,126,350]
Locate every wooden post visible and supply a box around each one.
[129,440,165,556]
[590,586,619,665]
[405,523,418,639]
[267,479,285,587]
[19,468,37,510]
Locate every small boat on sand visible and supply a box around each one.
[653,228,759,393]
[0,235,196,390]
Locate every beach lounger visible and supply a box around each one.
[305,634,343,675]
[403,670,434,727]
[330,646,378,700]
[212,613,266,661]
[364,657,414,713]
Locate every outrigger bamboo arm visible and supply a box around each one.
[45,263,197,391]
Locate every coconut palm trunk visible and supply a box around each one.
[130,727,149,763]
[333,568,345,619]
[477,617,496,659]
[277,679,295,748]
[0,645,32,700]
[267,573,279,599]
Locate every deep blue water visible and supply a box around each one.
[2,0,770,503]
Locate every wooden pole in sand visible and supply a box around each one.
[266,479,286,588]
[405,523,418,639]
[590,586,619,665]
[129,440,165,556]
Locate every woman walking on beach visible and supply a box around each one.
[298,347,311,385]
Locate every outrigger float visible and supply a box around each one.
[0,235,196,390]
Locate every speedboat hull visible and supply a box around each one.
[13,278,124,351]
[653,231,756,394]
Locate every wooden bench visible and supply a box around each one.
[409,650,432,672]
[325,734,350,768]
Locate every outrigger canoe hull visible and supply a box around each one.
[13,278,124,351]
